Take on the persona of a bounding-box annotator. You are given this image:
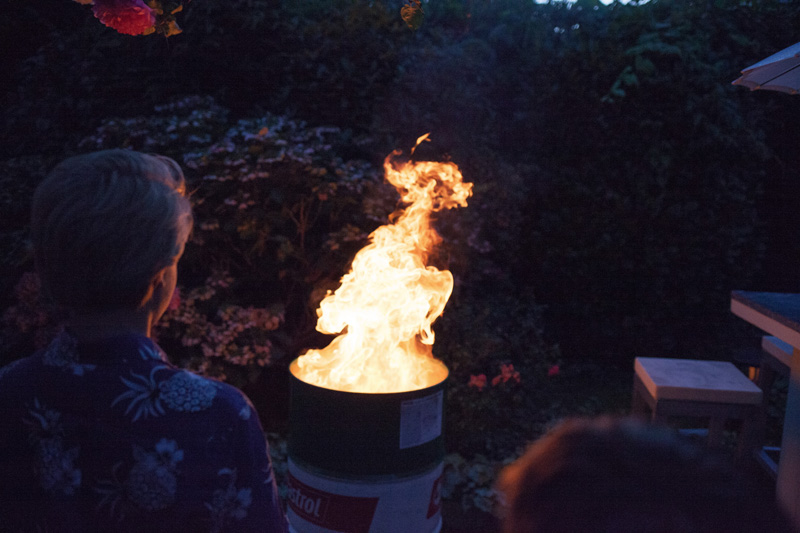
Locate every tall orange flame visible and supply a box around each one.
[295,135,472,393]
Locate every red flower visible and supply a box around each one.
[92,0,155,35]
[548,364,560,377]
[468,374,487,391]
[492,363,521,386]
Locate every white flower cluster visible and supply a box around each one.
[159,371,217,412]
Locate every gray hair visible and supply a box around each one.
[31,149,193,311]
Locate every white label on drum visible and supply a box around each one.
[399,390,443,449]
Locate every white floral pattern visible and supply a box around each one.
[239,395,256,420]
[159,371,216,412]
[138,343,168,362]
[205,468,253,533]
[35,438,82,494]
[126,438,184,512]
[42,332,96,376]
[113,367,219,420]
[111,366,168,421]
[25,399,82,496]
[95,462,130,521]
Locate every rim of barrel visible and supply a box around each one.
[288,358,449,396]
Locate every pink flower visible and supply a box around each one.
[92,0,155,35]
[502,364,521,382]
[548,364,560,377]
[492,363,521,386]
[468,374,487,390]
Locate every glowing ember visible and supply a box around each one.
[295,134,472,393]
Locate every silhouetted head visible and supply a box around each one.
[498,416,793,533]
[31,149,192,313]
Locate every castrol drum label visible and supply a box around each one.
[287,459,443,533]
[287,474,378,533]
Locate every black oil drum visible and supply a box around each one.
[287,358,448,533]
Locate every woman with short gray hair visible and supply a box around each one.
[0,149,288,532]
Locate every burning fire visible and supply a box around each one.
[294,135,472,393]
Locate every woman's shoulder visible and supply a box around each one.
[0,355,36,385]
[0,346,51,394]
[0,352,59,413]
[204,375,260,424]
[153,365,258,422]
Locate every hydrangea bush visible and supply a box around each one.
[77,96,402,388]
[1,273,65,357]
[152,271,283,382]
[441,452,509,514]
[0,95,570,515]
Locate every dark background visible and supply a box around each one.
[3,0,800,439]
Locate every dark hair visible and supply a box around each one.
[498,416,794,533]
[31,149,192,311]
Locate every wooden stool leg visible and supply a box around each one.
[746,358,775,462]
[736,406,766,463]
[630,374,666,424]
[631,375,649,417]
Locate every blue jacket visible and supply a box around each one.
[0,331,289,532]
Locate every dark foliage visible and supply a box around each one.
[3,1,800,465]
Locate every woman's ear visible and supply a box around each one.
[149,263,178,323]
[138,268,167,311]
[150,266,170,298]
[152,267,168,289]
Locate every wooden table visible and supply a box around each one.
[731,290,800,525]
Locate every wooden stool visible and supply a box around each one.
[632,357,763,460]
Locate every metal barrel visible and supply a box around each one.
[287,358,448,533]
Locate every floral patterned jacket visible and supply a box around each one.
[0,331,289,532]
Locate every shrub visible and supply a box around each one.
[2,97,398,385]
[79,96,408,385]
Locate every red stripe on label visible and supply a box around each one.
[426,474,442,519]
[287,472,379,533]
